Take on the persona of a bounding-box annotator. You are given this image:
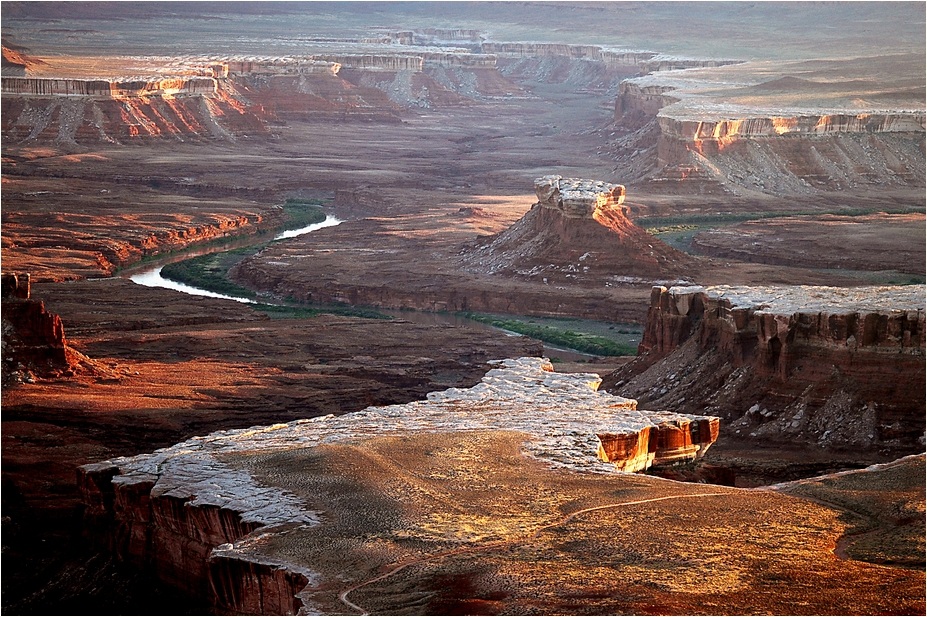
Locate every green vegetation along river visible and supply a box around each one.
[130,203,642,359]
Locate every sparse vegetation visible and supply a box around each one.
[460,312,639,356]
[645,223,700,235]
[160,247,261,300]
[281,199,327,231]
[639,207,926,256]
[253,303,391,320]
[637,206,924,230]
[158,196,331,301]
[160,244,391,320]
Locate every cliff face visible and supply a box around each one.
[459,176,692,281]
[0,49,527,141]
[315,54,424,72]
[79,357,718,614]
[482,42,606,59]
[606,285,926,453]
[1,44,46,76]
[597,415,719,471]
[1,76,217,97]
[1,81,267,143]
[615,82,679,130]
[1,273,85,385]
[78,459,314,613]
[613,81,927,193]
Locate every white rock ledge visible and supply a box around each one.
[91,357,720,529]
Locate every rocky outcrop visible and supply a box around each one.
[1,273,83,384]
[1,200,275,281]
[79,357,717,613]
[1,80,267,143]
[615,81,679,130]
[1,44,45,76]
[0,47,520,141]
[638,57,741,73]
[1,76,217,97]
[606,285,926,452]
[535,175,626,217]
[657,112,926,161]
[2,271,31,299]
[482,42,606,60]
[597,415,719,471]
[78,457,316,607]
[460,176,692,281]
[225,58,341,76]
[613,76,927,193]
[2,46,27,75]
[315,54,424,72]
[422,52,497,69]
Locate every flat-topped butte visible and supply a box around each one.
[535,175,627,219]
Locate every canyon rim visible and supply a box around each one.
[2,2,925,615]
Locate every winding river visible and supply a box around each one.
[124,214,610,362]
[127,216,343,304]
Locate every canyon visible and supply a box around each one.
[1,2,924,615]
[605,284,925,454]
[76,356,720,610]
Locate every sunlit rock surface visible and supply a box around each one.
[613,54,926,193]
[608,284,926,451]
[85,358,718,492]
[1,272,91,385]
[461,177,692,280]
[534,175,626,218]
[79,357,717,607]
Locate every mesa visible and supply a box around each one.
[2,3,924,615]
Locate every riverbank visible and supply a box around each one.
[141,218,643,359]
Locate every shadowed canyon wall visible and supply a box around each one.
[606,285,926,453]
[1,273,84,385]
[77,357,720,614]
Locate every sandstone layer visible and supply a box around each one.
[606,284,926,453]
[0,272,94,385]
[611,54,926,195]
[2,3,925,613]
[1,275,543,613]
[78,428,924,616]
[78,357,719,610]
[460,176,693,282]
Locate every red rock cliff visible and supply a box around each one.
[606,285,926,452]
[460,176,693,281]
[613,80,926,193]
[1,272,83,384]
[78,357,720,613]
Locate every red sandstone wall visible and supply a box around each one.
[609,286,926,452]
[78,462,309,614]
[613,81,926,192]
